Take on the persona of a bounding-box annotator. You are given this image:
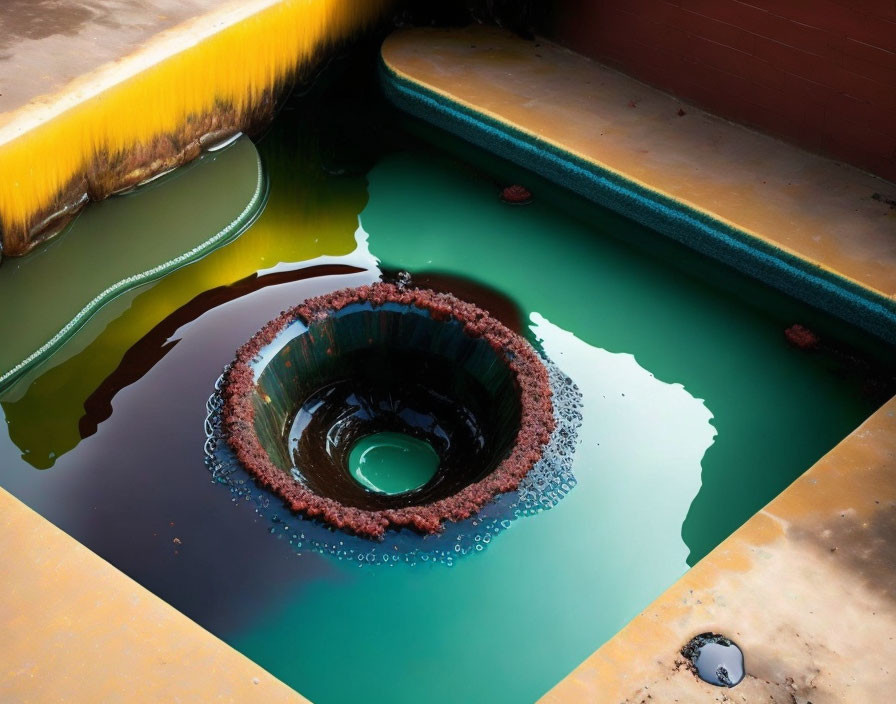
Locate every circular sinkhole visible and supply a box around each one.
[205,348,582,565]
[222,282,555,538]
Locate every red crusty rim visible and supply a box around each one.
[222,282,555,538]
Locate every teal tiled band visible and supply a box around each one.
[381,61,896,344]
[0,146,268,391]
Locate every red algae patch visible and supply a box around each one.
[785,323,820,350]
[222,283,554,539]
[500,184,533,204]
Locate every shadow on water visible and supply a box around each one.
[0,49,395,631]
[0,259,379,633]
[0,48,394,469]
[382,268,526,334]
[77,264,364,440]
[361,124,892,570]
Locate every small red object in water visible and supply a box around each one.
[500,184,532,204]
[677,108,686,117]
[785,324,820,350]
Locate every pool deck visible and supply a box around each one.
[0,487,307,702]
[382,25,896,702]
[0,0,270,138]
[381,25,896,341]
[543,395,896,702]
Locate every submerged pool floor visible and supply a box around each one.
[0,61,886,703]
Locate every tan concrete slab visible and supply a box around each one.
[0,0,211,124]
[0,0,276,137]
[541,395,896,703]
[381,25,896,300]
[0,487,308,703]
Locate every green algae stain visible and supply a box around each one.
[0,109,368,469]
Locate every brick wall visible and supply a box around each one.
[548,0,896,181]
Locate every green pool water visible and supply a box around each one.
[0,53,889,704]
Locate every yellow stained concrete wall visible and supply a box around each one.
[0,0,390,254]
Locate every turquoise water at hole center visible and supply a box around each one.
[347,431,440,494]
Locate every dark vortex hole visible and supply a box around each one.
[251,302,523,511]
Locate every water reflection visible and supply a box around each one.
[1,106,370,468]
[0,232,378,633]
[530,311,716,572]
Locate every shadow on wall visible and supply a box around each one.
[397,0,544,39]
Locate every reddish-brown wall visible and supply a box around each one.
[548,0,896,182]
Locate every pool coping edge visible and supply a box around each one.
[379,57,896,345]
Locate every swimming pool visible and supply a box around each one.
[0,51,888,704]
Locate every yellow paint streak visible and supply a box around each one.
[1,123,368,469]
[0,0,389,234]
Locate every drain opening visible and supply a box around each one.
[222,282,555,538]
[681,633,745,688]
[347,432,440,495]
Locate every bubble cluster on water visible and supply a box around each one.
[204,357,582,566]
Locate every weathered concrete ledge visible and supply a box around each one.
[0,0,387,255]
[0,0,271,255]
[0,487,308,702]
[541,394,896,703]
[381,25,896,343]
